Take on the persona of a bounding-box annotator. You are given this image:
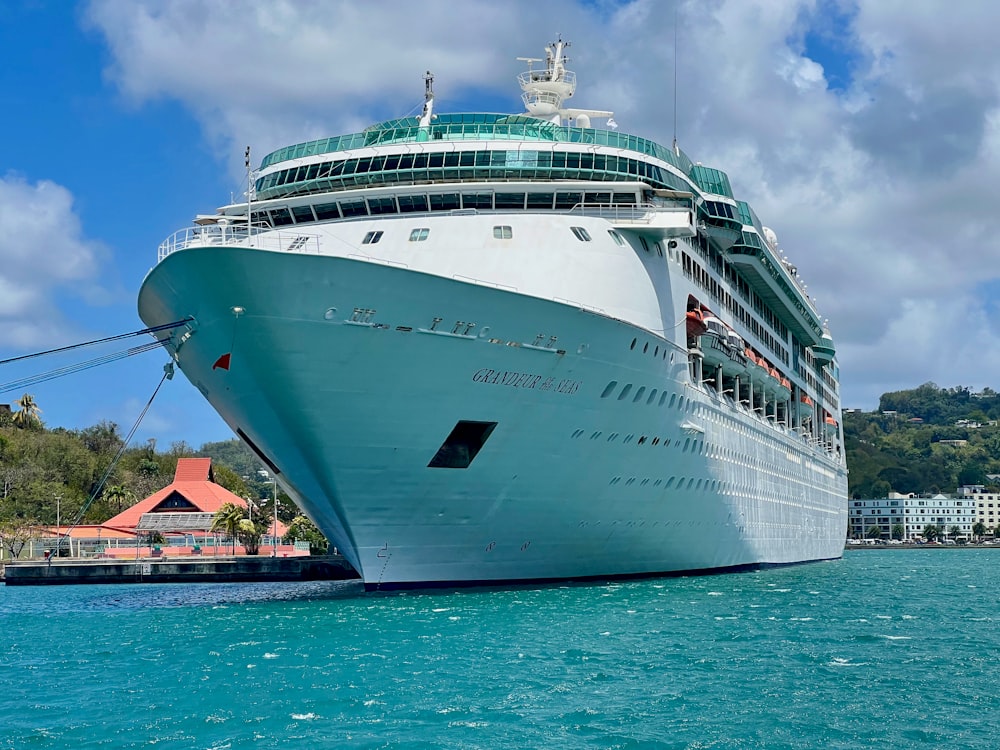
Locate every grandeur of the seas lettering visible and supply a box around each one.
[472,368,581,394]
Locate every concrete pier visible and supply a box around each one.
[1,554,359,586]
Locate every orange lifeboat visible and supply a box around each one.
[686,307,708,338]
[797,393,814,418]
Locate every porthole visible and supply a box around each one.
[633,386,646,403]
[669,394,677,408]
[618,384,633,400]
[677,395,685,410]
[654,346,659,357]
[659,392,669,406]
[647,389,658,405]
[601,381,618,398]
[630,337,637,350]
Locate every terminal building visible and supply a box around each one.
[849,492,977,541]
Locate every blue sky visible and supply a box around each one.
[3,0,1000,448]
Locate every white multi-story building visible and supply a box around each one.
[957,486,1000,534]
[849,493,977,540]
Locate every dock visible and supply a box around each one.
[1,554,359,586]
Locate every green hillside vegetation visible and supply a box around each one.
[0,396,314,542]
[845,383,1000,498]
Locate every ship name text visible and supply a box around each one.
[472,368,581,394]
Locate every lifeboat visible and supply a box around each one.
[685,307,708,339]
[698,314,747,375]
[797,393,814,419]
[823,414,839,436]
[774,374,792,401]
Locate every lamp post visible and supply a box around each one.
[271,478,278,558]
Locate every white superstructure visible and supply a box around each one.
[139,41,848,588]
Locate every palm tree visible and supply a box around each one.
[12,393,41,429]
[972,521,986,542]
[948,525,961,542]
[103,484,132,514]
[211,502,246,554]
[922,523,940,542]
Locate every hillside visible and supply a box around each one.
[844,383,1000,498]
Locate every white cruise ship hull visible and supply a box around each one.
[139,223,847,588]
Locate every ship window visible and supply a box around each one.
[633,386,646,403]
[493,225,513,240]
[495,193,526,209]
[601,381,618,398]
[362,231,383,245]
[398,195,429,213]
[608,230,625,246]
[617,384,632,401]
[430,193,461,211]
[639,237,650,253]
[427,420,498,469]
[527,192,555,209]
[585,192,611,205]
[408,228,430,242]
[313,202,340,220]
[570,226,592,242]
[268,207,293,226]
[367,197,397,215]
[654,241,663,257]
[463,192,493,210]
[555,192,582,209]
[340,199,368,218]
[613,193,637,205]
[291,205,316,224]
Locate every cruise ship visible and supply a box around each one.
[138,40,848,589]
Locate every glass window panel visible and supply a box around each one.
[291,205,316,223]
[340,199,368,218]
[462,192,493,210]
[398,154,414,170]
[398,195,429,213]
[494,193,525,209]
[459,152,475,167]
[585,192,612,204]
[526,192,554,209]
[367,197,397,215]
[430,193,461,211]
[313,202,340,220]
[555,192,582,209]
[269,208,293,226]
[493,225,513,239]
[429,153,444,168]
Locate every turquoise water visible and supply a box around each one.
[2,550,998,749]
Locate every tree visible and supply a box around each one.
[922,524,940,541]
[972,521,986,541]
[102,484,133,514]
[948,525,961,541]
[891,524,905,541]
[211,502,246,554]
[0,519,39,559]
[12,393,41,429]
[283,515,329,554]
[236,518,267,556]
[866,524,882,540]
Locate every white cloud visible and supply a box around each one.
[0,175,108,349]
[83,0,1000,408]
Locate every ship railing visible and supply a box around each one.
[157,225,321,262]
[566,202,691,225]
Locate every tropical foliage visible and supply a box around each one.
[845,383,1000,498]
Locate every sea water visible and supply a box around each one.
[2,549,998,749]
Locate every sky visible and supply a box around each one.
[1,0,999,449]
